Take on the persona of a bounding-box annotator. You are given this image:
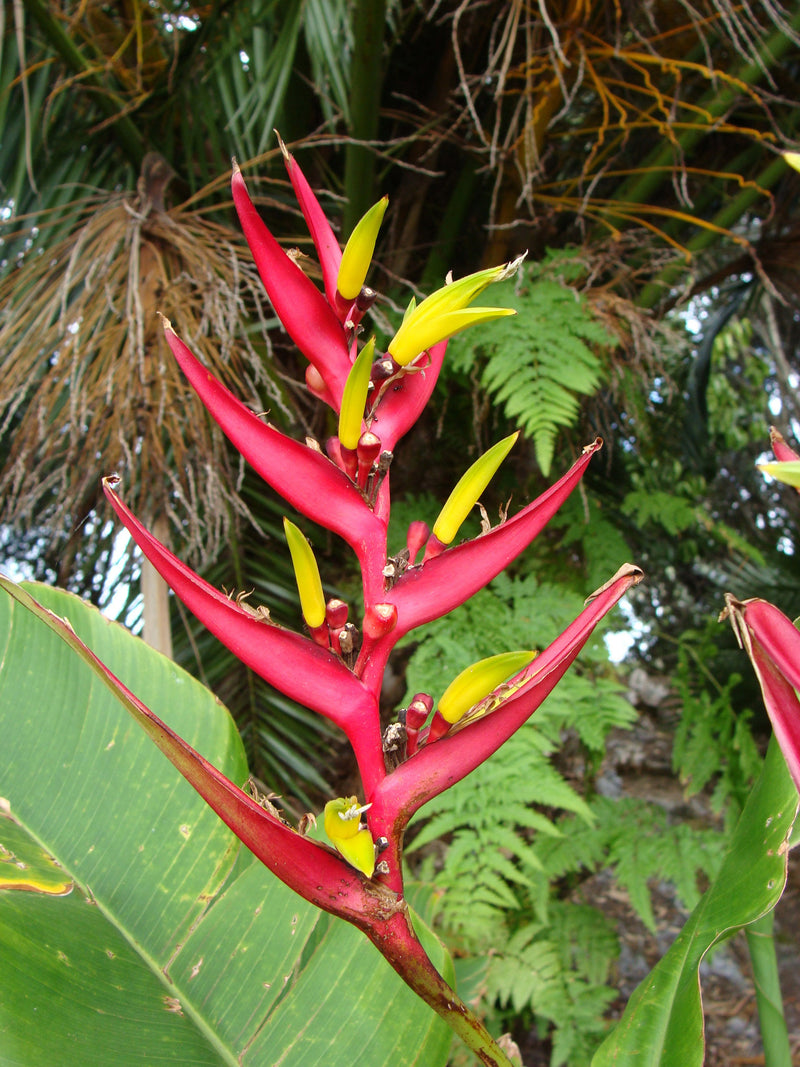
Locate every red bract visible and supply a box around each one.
[280,138,342,309]
[162,323,388,594]
[370,565,642,888]
[95,152,641,1065]
[724,595,800,792]
[232,164,352,408]
[722,427,800,798]
[770,426,800,464]
[357,439,604,688]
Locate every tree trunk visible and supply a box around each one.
[141,515,173,658]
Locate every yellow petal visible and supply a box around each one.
[432,431,519,545]
[438,650,537,724]
[389,307,516,366]
[283,517,326,628]
[758,461,800,489]
[337,197,388,300]
[324,796,359,839]
[387,255,524,365]
[334,828,376,876]
[783,151,800,174]
[338,337,375,450]
[324,796,375,876]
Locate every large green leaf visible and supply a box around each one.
[592,738,798,1066]
[0,582,452,1066]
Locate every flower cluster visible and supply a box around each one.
[100,142,642,1053]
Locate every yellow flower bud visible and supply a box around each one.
[783,151,800,174]
[432,431,519,545]
[324,796,375,877]
[337,197,389,301]
[392,308,515,366]
[438,650,537,724]
[387,256,524,366]
[338,337,376,450]
[283,517,326,629]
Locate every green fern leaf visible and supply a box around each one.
[446,254,616,474]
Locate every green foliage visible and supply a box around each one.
[403,571,611,681]
[489,904,620,1066]
[671,621,763,819]
[621,488,698,538]
[593,740,798,1067]
[706,319,771,453]
[538,798,725,931]
[0,582,453,1067]
[444,252,617,476]
[554,493,633,594]
[407,714,595,943]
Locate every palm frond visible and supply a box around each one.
[0,165,288,569]
[449,0,800,263]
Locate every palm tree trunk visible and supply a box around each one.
[141,515,173,658]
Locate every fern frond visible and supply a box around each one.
[445,254,617,475]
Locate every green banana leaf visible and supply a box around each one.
[0,581,452,1066]
[592,737,798,1067]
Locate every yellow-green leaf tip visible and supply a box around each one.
[337,197,389,301]
[433,431,519,545]
[387,255,525,366]
[758,460,800,489]
[283,517,326,629]
[338,337,376,450]
[438,650,537,724]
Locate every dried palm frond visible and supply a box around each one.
[0,155,288,573]
[449,0,800,262]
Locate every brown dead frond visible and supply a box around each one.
[0,158,288,569]
[449,0,799,260]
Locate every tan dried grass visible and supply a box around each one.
[0,165,288,567]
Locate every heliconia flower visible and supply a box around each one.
[231,163,351,407]
[324,797,376,877]
[363,602,398,639]
[429,431,519,550]
[437,650,537,725]
[723,594,800,792]
[4,142,648,1067]
[406,520,430,564]
[284,518,327,630]
[387,257,524,367]
[326,598,349,630]
[355,431,382,490]
[339,337,376,451]
[337,198,388,302]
